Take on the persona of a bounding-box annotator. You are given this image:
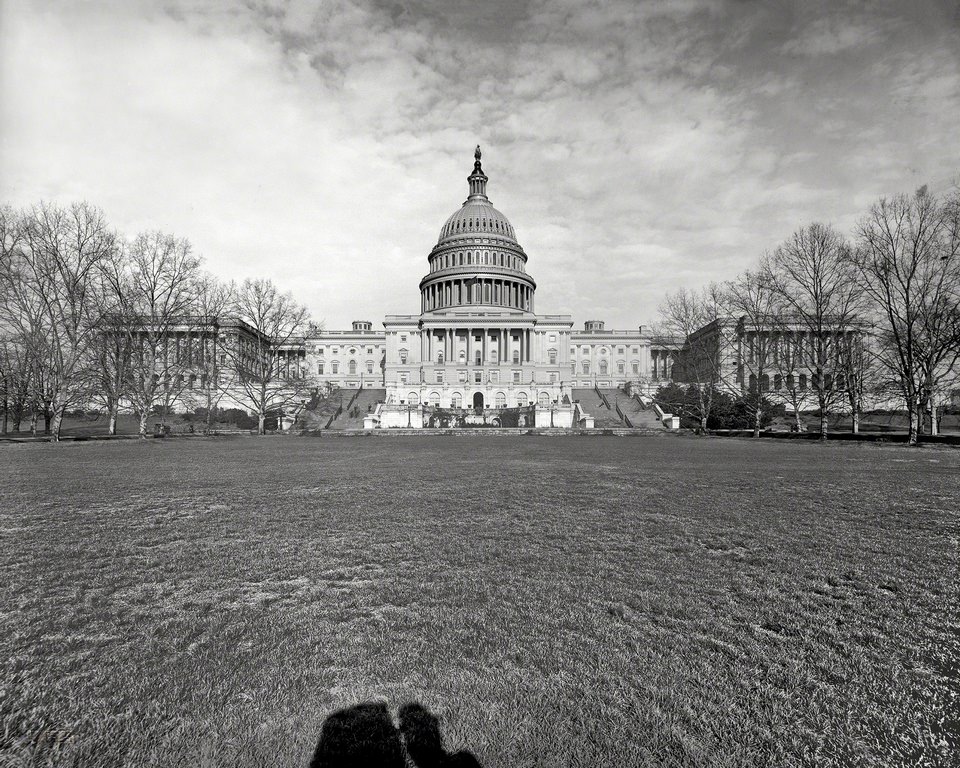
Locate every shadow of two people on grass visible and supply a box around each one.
[310,701,482,768]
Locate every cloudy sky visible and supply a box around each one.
[2,0,959,330]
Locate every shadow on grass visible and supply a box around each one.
[310,702,482,768]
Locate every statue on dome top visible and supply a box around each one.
[473,145,483,173]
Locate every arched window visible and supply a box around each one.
[583,361,590,374]
[451,392,462,409]
[774,374,782,390]
[538,392,550,406]
[786,374,795,390]
[430,391,441,407]
[799,373,807,391]
[513,350,520,364]
[458,349,466,363]
[348,360,357,375]
[516,392,529,407]
[475,350,482,365]
[495,392,506,408]
[599,360,608,375]
[760,375,770,392]
[437,351,444,364]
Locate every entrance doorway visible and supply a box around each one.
[472,392,484,412]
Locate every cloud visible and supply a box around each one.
[1,0,958,330]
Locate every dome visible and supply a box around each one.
[438,200,517,243]
[434,146,520,246]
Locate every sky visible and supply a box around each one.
[2,0,959,330]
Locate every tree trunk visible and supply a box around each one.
[206,388,214,432]
[108,405,118,436]
[258,411,266,435]
[819,412,828,440]
[700,415,707,433]
[753,406,761,438]
[930,402,939,437]
[851,407,859,434]
[30,409,38,437]
[50,405,65,442]
[139,409,150,439]
[794,409,803,432]
[43,403,52,434]
[907,404,920,446]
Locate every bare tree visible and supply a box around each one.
[768,223,866,438]
[853,186,960,445]
[193,273,235,432]
[659,284,731,431]
[101,231,203,438]
[227,278,311,435]
[726,263,780,438]
[0,203,116,440]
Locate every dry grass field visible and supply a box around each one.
[1,436,957,767]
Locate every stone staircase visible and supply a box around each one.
[326,388,387,429]
[297,388,344,431]
[611,391,663,430]
[570,388,628,428]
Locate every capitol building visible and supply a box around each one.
[306,148,676,412]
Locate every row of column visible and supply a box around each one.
[651,349,672,380]
[420,327,533,365]
[422,278,533,312]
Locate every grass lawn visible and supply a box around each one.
[1,436,957,767]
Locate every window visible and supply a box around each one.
[517,392,528,407]
[438,351,445,364]
[331,362,339,374]
[451,393,462,408]
[513,370,521,383]
[399,371,408,384]
[318,348,325,356]
[435,370,444,383]
[458,369,467,383]
[490,371,499,383]
[495,392,506,408]
[617,361,625,374]
[349,348,357,355]
[408,392,419,405]
[458,349,466,363]
[474,370,482,383]
[367,361,374,374]
[348,360,357,375]
[548,348,557,364]
[430,391,441,407]
[549,334,556,342]
[571,363,576,374]
[599,360,608,375]
[583,361,590,374]
[632,361,639,374]
[318,362,324,374]
[367,347,373,354]
[617,347,625,354]
[475,351,482,365]
[399,334,407,343]
[774,374,783,391]
[549,372,558,383]
[399,348,408,364]
[512,350,520,364]
[538,392,550,406]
